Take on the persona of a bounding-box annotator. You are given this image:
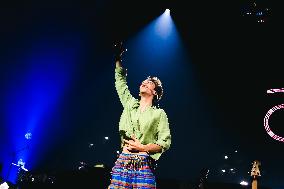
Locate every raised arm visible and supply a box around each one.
[114,42,136,108]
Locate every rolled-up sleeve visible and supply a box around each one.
[155,110,171,153]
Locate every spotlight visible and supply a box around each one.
[15,159,28,171]
[94,164,105,168]
[240,181,248,186]
[0,182,9,189]
[78,161,87,171]
[165,9,170,14]
[17,159,25,168]
[25,132,32,140]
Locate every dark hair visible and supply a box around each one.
[147,76,164,104]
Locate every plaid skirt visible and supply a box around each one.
[108,153,157,189]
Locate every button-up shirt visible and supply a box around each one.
[115,66,171,160]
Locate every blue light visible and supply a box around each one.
[1,35,82,184]
[154,9,174,39]
[125,8,186,72]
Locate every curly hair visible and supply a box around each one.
[146,76,164,103]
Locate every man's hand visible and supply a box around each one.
[113,41,127,63]
[123,135,146,152]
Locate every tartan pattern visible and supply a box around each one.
[109,153,156,189]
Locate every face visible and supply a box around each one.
[139,79,156,96]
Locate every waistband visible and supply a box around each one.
[116,152,156,171]
[120,152,149,157]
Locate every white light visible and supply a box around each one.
[165,9,170,14]
[224,155,228,159]
[235,150,238,152]
[116,151,120,154]
[25,132,32,140]
[21,167,28,171]
[0,182,9,189]
[17,159,25,167]
[222,169,226,173]
[230,168,234,171]
[240,181,248,186]
[104,137,109,140]
[94,164,105,168]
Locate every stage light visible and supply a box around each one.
[125,2,183,70]
[78,161,87,170]
[240,181,248,186]
[14,159,28,172]
[0,182,9,189]
[230,168,236,174]
[17,159,25,168]
[25,132,32,140]
[104,136,109,140]
[2,39,81,183]
[221,169,226,173]
[224,155,228,159]
[241,1,271,23]
[94,164,105,168]
[165,9,170,14]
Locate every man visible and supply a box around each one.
[108,42,171,189]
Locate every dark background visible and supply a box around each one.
[0,0,283,189]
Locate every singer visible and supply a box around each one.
[108,42,171,189]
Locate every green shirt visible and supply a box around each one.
[115,66,171,161]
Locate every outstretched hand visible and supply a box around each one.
[113,41,127,62]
